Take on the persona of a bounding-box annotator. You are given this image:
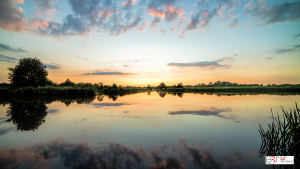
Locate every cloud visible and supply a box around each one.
[0,127,16,137]
[167,57,232,69]
[228,18,241,28]
[165,5,185,22]
[274,45,300,54]
[245,1,300,26]
[159,26,166,34]
[150,17,162,29]
[0,0,26,32]
[0,138,257,169]
[266,57,274,60]
[88,103,130,108]
[44,63,61,69]
[33,0,57,15]
[122,0,137,9]
[0,55,19,63]
[82,70,135,75]
[170,25,175,31]
[0,43,27,53]
[75,118,88,123]
[185,7,218,30]
[46,109,61,115]
[168,107,236,121]
[294,33,300,39]
[76,55,88,60]
[0,117,9,125]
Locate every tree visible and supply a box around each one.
[177,82,183,88]
[158,82,166,89]
[8,58,48,88]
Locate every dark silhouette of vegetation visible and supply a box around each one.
[177,82,183,88]
[259,103,300,168]
[8,58,48,88]
[158,82,166,89]
[6,101,48,131]
[59,79,75,87]
[158,91,167,98]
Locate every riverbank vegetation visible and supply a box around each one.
[259,103,300,168]
[155,82,300,93]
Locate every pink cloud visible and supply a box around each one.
[201,19,206,25]
[165,5,185,21]
[198,29,201,34]
[178,16,186,22]
[145,20,150,24]
[150,24,159,29]
[154,31,157,34]
[18,7,23,12]
[181,25,186,29]
[35,13,42,17]
[147,7,165,18]
[122,0,136,7]
[245,0,252,8]
[190,12,194,16]
[170,25,175,31]
[193,4,196,7]
[100,9,113,19]
[28,19,48,29]
[138,26,145,32]
[13,0,24,4]
[44,9,56,15]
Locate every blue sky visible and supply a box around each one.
[0,0,300,86]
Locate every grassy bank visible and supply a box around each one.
[157,86,300,93]
[0,85,152,97]
[0,86,96,96]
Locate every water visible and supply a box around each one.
[0,92,299,169]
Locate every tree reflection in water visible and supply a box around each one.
[6,101,48,131]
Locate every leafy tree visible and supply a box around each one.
[8,58,48,88]
[177,82,183,88]
[158,82,166,89]
[112,83,118,89]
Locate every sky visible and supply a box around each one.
[0,0,299,86]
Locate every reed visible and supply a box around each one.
[258,103,300,168]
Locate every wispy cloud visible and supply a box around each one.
[0,55,19,63]
[228,18,241,28]
[46,109,61,115]
[44,63,61,69]
[168,107,239,122]
[82,70,136,75]
[266,57,274,60]
[76,56,88,60]
[245,1,300,26]
[0,43,27,53]
[274,45,300,54]
[294,33,300,39]
[88,103,130,108]
[167,57,232,69]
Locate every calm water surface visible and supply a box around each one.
[0,92,299,169]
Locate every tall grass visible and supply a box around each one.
[259,103,299,168]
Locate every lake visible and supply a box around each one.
[0,92,299,169]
